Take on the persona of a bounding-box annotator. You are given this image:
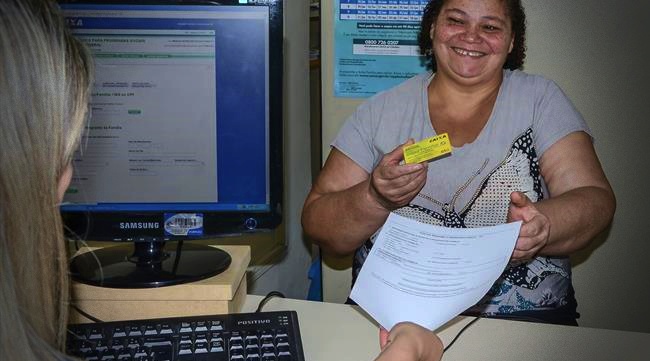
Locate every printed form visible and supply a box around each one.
[350,213,521,331]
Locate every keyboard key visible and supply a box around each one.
[195,332,208,343]
[76,340,93,353]
[127,326,142,337]
[151,349,172,361]
[126,337,141,349]
[144,325,158,335]
[194,341,209,354]
[179,322,192,333]
[209,340,224,353]
[230,338,244,348]
[159,323,173,335]
[178,343,192,355]
[116,351,132,360]
[195,321,208,332]
[144,336,172,346]
[260,332,273,343]
[209,320,223,331]
[274,335,288,344]
[149,344,173,360]
[110,338,125,351]
[133,346,148,358]
[246,345,260,354]
[230,344,245,354]
[209,332,223,342]
[179,334,192,345]
[112,327,127,338]
[89,327,104,340]
[100,353,116,361]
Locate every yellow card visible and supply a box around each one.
[403,133,452,164]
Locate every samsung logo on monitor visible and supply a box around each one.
[119,222,160,230]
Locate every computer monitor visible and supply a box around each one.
[59,0,283,288]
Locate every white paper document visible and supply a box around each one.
[350,213,522,331]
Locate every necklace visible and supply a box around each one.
[417,158,489,212]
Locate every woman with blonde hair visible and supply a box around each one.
[0,0,93,359]
[0,1,444,360]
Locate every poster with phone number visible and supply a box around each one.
[334,0,429,97]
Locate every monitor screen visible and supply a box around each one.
[59,0,283,287]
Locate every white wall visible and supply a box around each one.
[523,0,650,333]
[246,1,314,300]
[320,0,650,332]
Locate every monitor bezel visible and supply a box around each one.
[59,0,284,242]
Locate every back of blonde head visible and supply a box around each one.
[0,0,92,359]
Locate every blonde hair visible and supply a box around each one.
[0,0,92,359]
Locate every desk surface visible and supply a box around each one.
[242,295,650,361]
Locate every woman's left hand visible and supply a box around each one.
[507,191,551,261]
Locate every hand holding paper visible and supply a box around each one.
[350,213,521,331]
[508,191,551,261]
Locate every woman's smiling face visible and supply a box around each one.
[431,0,514,85]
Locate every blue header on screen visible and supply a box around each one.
[60,4,269,212]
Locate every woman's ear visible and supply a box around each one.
[57,163,73,203]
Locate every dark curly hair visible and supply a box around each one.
[417,0,527,72]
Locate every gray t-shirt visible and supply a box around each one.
[333,69,591,317]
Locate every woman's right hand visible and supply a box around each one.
[376,322,443,361]
[369,140,428,211]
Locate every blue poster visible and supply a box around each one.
[334,0,429,97]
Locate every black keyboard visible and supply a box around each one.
[66,310,305,361]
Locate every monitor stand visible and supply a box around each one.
[70,241,232,288]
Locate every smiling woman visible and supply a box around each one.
[419,0,527,73]
[302,0,615,329]
[430,0,514,85]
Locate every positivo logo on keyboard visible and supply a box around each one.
[237,319,271,325]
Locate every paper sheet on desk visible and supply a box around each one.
[350,213,521,331]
